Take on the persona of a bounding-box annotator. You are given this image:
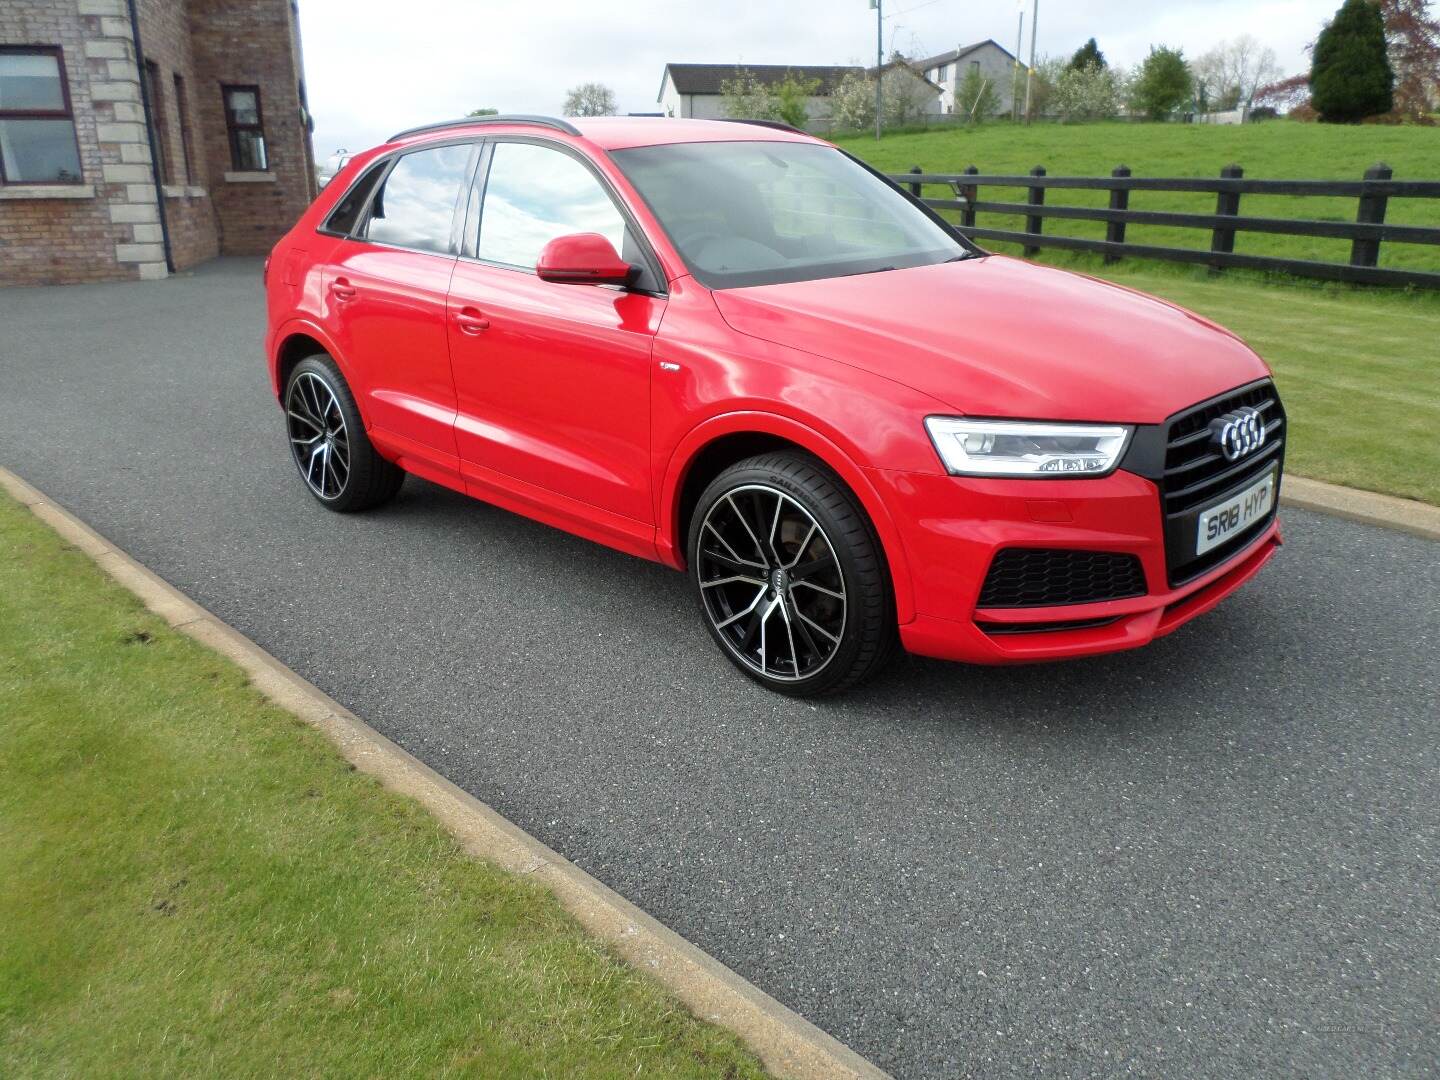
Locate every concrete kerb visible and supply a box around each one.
[1279,474,1440,542]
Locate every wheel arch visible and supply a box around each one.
[269,318,348,401]
[658,412,916,624]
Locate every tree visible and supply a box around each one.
[1375,0,1440,119]
[562,82,617,118]
[467,107,499,117]
[1311,0,1395,121]
[1254,72,1314,113]
[772,72,821,129]
[1028,56,1068,117]
[1192,35,1284,110]
[720,68,821,128]
[1130,46,1193,120]
[720,69,780,122]
[829,71,877,130]
[1051,62,1124,121]
[956,64,1000,123]
[881,65,935,127]
[1070,38,1106,71]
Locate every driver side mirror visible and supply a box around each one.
[536,232,637,287]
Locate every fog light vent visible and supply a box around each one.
[978,549,1146,608]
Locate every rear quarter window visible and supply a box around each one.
[321,159,387,236]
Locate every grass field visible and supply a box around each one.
[0,494,767,1078]
[836,121,1440,273]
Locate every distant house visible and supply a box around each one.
[656,62,940,128]
[913,39,1020,116]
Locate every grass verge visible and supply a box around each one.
[0,492,767,1078]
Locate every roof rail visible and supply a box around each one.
[715,118,807,135]
[387,114,582,142]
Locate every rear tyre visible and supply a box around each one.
[284,354,404,512]
[688,451,897,697]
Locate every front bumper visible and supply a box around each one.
[868,467,1281,665]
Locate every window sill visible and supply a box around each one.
[224,171,277,183]
[162,184,208,198]
[0,184,96,201]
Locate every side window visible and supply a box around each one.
[362,144,471,254]
[477,142,628,270]
[0,47,83,184]
[323,159,387,235]
[221,85,267,171]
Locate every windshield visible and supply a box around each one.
[609,141,969,289]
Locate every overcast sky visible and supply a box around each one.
[298,0,1341,160]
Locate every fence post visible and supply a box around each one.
[1106,165,1131,264]
[908,165,922,198]
[956,165,979,229]
[1025,165,1046,256]
[1210,163,1243,270]
[1351,162,1392,269]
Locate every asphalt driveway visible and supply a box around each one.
[2,259,1437,1078]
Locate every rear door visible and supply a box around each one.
[446,138,667,526]
[322,141,476,480]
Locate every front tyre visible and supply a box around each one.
[284,354,404,512]
[689,452,896,697]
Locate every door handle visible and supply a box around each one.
[455,307,490,335]
[329,278,357,301]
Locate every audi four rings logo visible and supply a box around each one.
[1212,408,1266,462]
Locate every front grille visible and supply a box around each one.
[978,548,1147,608]
[1160,379,1285,585]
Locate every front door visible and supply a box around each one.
[446,139,665,527]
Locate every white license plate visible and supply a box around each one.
[1196,467,1276,556]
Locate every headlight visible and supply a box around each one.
[924,417,1132,477]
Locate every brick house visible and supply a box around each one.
[0,0,317,286]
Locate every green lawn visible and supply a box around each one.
[0,494,767,1078]
[837,121,1440,272]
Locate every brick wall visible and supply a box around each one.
[190,0,315,256]
[134,0,219,270]
[0,0,158,285]
[1,0,315,286]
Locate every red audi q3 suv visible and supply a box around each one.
[265,114,1284,695]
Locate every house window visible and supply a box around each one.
[172,73,195,184]
[222,85,267,171]
[0,46,83,183]
[144,61,172,184]
[935,63,947,83]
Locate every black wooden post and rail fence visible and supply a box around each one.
[898,162,1440,289]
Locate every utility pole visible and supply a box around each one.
[1012,3,1024,122]
[1023,0,1038,124]
[871,0,883,140]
